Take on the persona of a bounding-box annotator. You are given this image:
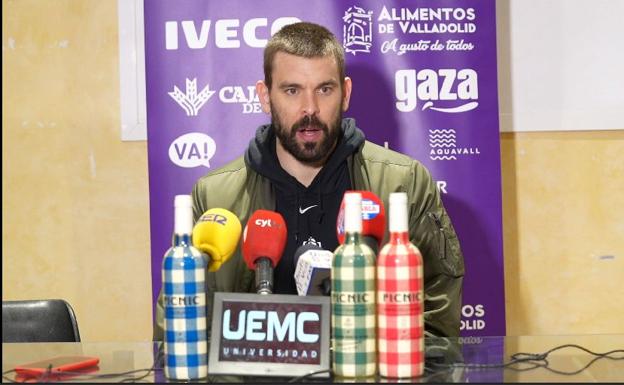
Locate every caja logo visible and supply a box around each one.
[218,85,262,114]
[169,78,215,117]
[169,78,262,115]
[395,68,478,113]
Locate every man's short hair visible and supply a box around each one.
[263,22,345,89]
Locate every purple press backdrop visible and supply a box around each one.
[144,0,505,337]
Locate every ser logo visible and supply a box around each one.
[395,68,478,113]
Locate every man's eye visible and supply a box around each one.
[285,88,298,95]
[319,86,333,94]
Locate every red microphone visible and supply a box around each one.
[242,210,287,294]
[336,190,386,255]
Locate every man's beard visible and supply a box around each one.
[271,104,342,165]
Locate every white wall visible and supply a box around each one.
[497,0,624,132]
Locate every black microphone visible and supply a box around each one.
[293,244,332,296]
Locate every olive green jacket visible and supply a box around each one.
[154,140,464,340]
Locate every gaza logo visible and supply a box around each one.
[395,68,478,113]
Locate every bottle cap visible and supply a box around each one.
[389,192,407,205]
[344,191,362,207]
[389,192,408,233]
[175,194,192,208]
[344,192,363,233]
[174,195,193,234]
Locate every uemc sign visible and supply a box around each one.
[222,309,319,343]
[209,293,330,378]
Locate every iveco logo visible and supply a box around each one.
[165,17,300,50]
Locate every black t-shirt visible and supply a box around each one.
[272,161,351,294]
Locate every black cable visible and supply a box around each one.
[284,344,624,383]
[287,369,332,383]
[4,343,622,382]
[513,344,624,376]
[445,343,624,375]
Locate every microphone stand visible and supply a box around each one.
[255,257,273,294]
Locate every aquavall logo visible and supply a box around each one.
[429,129,457,160]
[343,6,373,55]
[429,129,480,161]
[168,78,215,116]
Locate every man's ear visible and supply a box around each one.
[342,77,353,112]
[256,80,271,114]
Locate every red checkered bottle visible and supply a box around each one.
[377,192,424,378]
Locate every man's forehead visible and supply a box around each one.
[271,52,340,81]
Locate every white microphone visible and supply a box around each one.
[293,244,332,296]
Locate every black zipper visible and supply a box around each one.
[427,212,447,260]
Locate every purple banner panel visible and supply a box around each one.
[145,0,504,336]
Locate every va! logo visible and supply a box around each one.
[168,78,215,116]
[169,132,216,168]
[343,6,373,55]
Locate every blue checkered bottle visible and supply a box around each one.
[162,195,208,380]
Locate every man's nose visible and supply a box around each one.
[302,90,320,116]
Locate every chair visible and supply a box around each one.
[2,299,81,342]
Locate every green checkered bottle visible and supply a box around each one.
[331,192,377,377]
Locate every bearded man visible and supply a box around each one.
[155,21,464,339]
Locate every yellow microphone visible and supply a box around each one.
[192,208,242,272]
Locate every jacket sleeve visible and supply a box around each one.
[153,290,165,341]
[407,161,465,337]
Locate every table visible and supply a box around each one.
[2,335,623,382]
